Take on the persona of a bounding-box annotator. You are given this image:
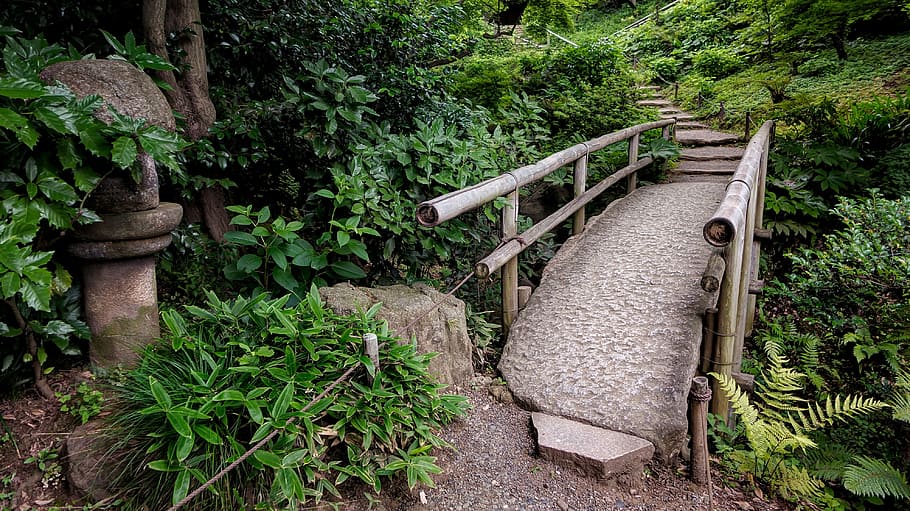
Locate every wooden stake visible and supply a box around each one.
[690,376,711,486]
[502,189,519,335]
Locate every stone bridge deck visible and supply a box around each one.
[498,181,724,459]
[499,88,743,464]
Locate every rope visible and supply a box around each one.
[690,385,712,403]
[167,271,476,511]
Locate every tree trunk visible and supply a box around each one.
[832,30,848,60]
[143,0,229,240]
[142,0,215,141]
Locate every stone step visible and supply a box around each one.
[680,146,745,161]
[637,85,661,91]
[659,107,682,115]
[668,173,732,184]
[533,413,654,483]
[638,99,672,108]
[676,121,708,129]
[661,113,695,121]
[676,159,738,174]
[676,129,740,147]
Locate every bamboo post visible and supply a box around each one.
[627,133,640,194]
[745,141,770,337]
[690,376,711,486]
[674,82,679,101]
[502,189,520,335]
[701,308,718,374]
[711,231,744,419]
[518,285,532,311]
[573,153,588,235]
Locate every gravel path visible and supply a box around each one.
[350,381,789,511]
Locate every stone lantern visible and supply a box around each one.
[40,60,183,368]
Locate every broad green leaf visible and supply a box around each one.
[253,450,283,469]
[0,77,44,98]
[192,424,222,445]
[272,267,299,293]
[149,376,172,409]
[271,382,294,418]
[32,106,75,135]
[212,389,244,402]
[20,279,51,311]
[111,136,138,169]
[330,261,366,280]
[336,231,350,247]
[175,434,194,461]
[166,410,193,438]
[147,460,176,472]
[38,178,78,203]
[0,107,28,131]
[172,469,191,506]
[223,231,258,246]
[236,253,262,273]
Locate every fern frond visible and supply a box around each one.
[789,395,886,432]
[712,372,759,424]
[843,456,910,499]
[804,444,854,481]
[891,368,910,424]
[773,462,826,501]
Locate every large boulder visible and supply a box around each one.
[319,283,474,386]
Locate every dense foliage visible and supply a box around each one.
[105,288,467,508]
[0,30,183,392]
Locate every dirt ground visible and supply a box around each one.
[1,370,792,511]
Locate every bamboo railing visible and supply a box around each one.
[417,119,675,333]
[702,120,774,418]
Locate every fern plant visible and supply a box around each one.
[712,353,885,501]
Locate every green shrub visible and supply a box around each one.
[692,47,744,79]
[104,288,468,509]
[448,55,524,110]
[874,144,910,197]
[645,56,680,81]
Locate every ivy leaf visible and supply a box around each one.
[111,136,138,169]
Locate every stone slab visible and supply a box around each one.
[661,113,695,121]
[659,107,681,114]
[637,99,672,107]
[680,146,745,161]
[676,159,738,174]
[500,182,726,460]
[676,121,708,129]
[668,173,731,184]
[676,129,740,146]
[533,412,654,482]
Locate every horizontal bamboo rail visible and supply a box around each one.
[417,118,676,332]
[417,119,675,228]
[702,120,773,420]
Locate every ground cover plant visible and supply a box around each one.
[104,287,468,509]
